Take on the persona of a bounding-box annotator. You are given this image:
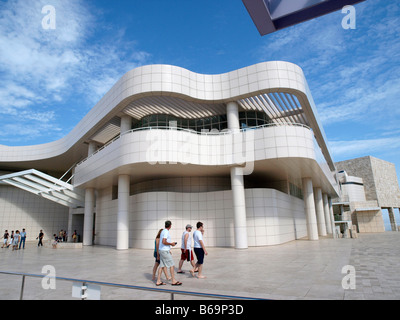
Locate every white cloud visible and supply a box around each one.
[255,1,400,130]
[330,137,400,159]
[0,0,151,145]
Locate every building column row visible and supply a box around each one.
[302,178,335,240]
[81,110,339,248]
[86,104,249,250]
[82,116,133,249]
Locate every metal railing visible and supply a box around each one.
[0,271,264,301]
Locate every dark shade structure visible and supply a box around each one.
[242,0,366,36]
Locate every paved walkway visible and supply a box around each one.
[0,232,399,300]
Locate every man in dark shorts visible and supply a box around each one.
[191,221,208,279]
[37,230,44,247]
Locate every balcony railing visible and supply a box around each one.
[76,123,311,167]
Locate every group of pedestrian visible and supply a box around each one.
[1,229,27,250]
[0,228,72,249]
[152,220,208,287]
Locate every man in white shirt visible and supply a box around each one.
[156,220,182,286]
[177,224,196,274]
[19,228,26,249]
[191,221,208,279]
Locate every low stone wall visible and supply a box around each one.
[44,241,83,249]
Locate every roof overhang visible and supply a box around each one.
[242,0,366,36]
[0,62,336,172]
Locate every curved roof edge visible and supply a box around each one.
[0,61,335,171]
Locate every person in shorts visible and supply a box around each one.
[191,221,208,279]
[177,224,196,273]
[156,220,182,286]
[1,230,9,248]
[152,229,171,281]
[12,230,20,251]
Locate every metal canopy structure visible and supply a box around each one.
[238,92,308,126]
[123,95,227,120]
[242,0,366,36]
[0,169,84,208]
[86,91,310,146]
[122,92,308,123]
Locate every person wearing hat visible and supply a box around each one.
[177,224,196,274]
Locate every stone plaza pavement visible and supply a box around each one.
[0,232,399,300]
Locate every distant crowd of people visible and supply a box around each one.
[1,229,27,251]
[152,220,208,287]
[1,228,79,250]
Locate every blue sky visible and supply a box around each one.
[0,0,399,182]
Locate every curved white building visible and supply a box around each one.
[0,61,339,250]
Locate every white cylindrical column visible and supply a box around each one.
[314,187,327,236]
[328,197,337,238]
[88,141,97,156]
[302,178,318,240]
[227,101,248,249]
[231,167,248,249]
[227,101,240,131]
[83,188,95,246]
[117,174,130,250]
[322,193,333,234]
[120,115,132,135]
[67,207,73,242]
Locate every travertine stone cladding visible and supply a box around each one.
[335,156,400,208]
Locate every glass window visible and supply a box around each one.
[257,118,266,126]
[196,119,204,130]
[211,116,219,125]
[247,119,257,127]
[189,119,196,129]
[219,114,227,122]
[132,112,270,131]
[246,111,256,119]
[180,119,188,128]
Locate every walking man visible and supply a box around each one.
[177,224,196,274]
[156,220,182,286]
[19,228,26,249]
[191,221,208,279]
[37,230,44,247]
